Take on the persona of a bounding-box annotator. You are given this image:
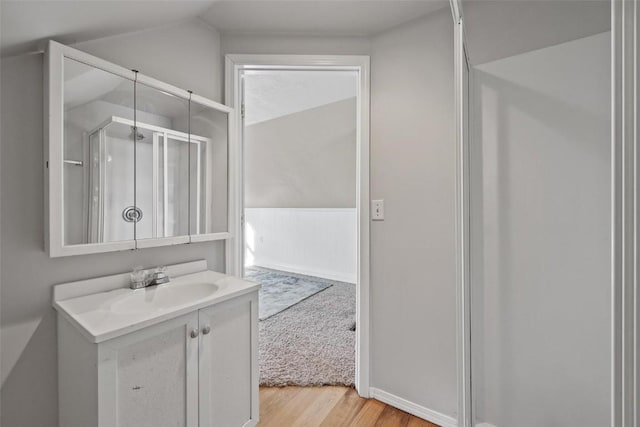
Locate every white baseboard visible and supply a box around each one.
[251,261,356,284]
[369,387,457,427]
[475,423,496,427]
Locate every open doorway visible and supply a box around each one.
[245,69,356,387]
[225,55,370,396]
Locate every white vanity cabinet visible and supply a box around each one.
[91,312,200,427]
[54,262,259,427]
[198,296,256,427]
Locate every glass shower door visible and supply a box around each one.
[88,122,194,242]
[157,133,190,238]
[132,82,191,244]
[87,121,136,243]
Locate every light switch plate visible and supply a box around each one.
[372,200,384,220]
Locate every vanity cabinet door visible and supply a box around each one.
[98,312,199,427]
[198,292,259,427]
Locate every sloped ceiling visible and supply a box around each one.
[0,0,449,57]
[463,0,610,65]
[0,1,217,57]
[1,0,611,66]
[200,0,448,36]
[243,70,357,125]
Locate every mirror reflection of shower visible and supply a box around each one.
[129,126,145,141]
[63,56,229,246]
[86,116,208,243]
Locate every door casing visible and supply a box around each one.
[224,54,371,397]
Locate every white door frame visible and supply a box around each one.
[224,54,371,397]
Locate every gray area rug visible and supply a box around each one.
[258,273,356,387]
[245,266,333,320]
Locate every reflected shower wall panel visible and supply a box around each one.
[134,82,191,241]
[134,137,154,239]
[64,101,139,246]
[163,136,190,237]
[102,131,135,242]
[83,117,197,242]
[63,65,137,245]
[190,107,228,235]
[85,120,136,243]
[64,94,149,245]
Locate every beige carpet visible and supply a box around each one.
[258,276,355,387]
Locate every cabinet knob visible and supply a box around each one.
[190,328,199,339]
[202,326,211,335]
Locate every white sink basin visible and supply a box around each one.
[112,282,220,314]
[53,269,260,343]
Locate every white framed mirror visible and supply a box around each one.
[45,41,234,257]
[188,94,232,242]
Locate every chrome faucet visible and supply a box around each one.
[149,266,170,286]
[130,266,170,290]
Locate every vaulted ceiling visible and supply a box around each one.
[463,0,610,65]
[1,0,611,65]
[1,1,216,57]
[200,1,447,36]
[0,0,448,58]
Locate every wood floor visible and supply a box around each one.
[257,386,440,427]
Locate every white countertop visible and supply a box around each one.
[53,270,260,343]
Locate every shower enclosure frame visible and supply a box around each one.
[86,115,211,243]
[611,0,639,426]
[451,0,472,426]
[454,0,640,426]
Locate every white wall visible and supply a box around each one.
[223,12,458,422]
[471,32,611,427]
[245,97,357,208]
[221,33,371,57]
[0,20,224,427]
[370,9,457,420]
[245,208,357,283]
[74,21,223,101]
[463,0,610,66]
